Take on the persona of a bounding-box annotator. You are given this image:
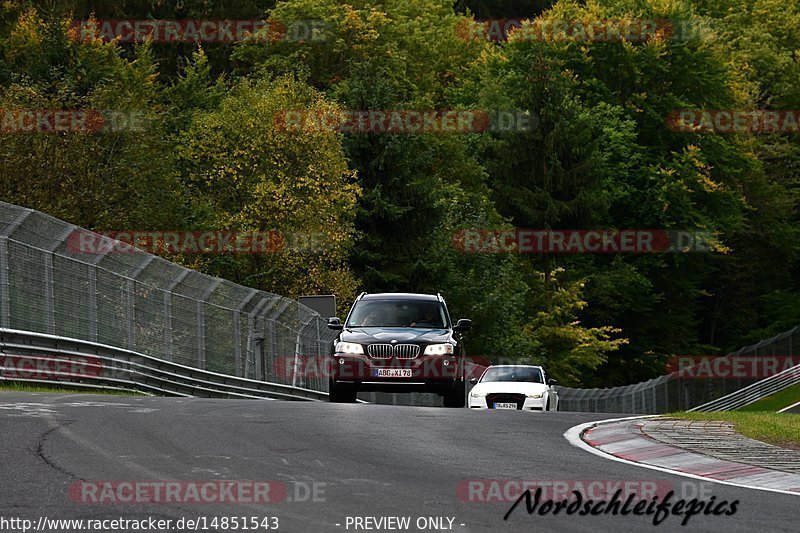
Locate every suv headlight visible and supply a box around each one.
[424,343,454,355]
[526,393,543,399]
[470,392,485,398]
[335,342,364,355]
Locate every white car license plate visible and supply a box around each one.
[493,402,517,409]
[375,369,412,378]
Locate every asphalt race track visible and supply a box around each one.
[0,392,797,533]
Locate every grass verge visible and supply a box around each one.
[670,411,800,450]
[0,381,144,396]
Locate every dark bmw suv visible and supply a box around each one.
[326,293,472,407]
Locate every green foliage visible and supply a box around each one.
[1,0,799,388]
[521,269,628,387]
[174,75,361,300]
[0,9,184,229]
[234,0,518,343]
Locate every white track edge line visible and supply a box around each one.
[563,415,800,498]
[778,400,800,413]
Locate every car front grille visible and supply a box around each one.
[367,344,394,359]
[367,344,421,359]
[486,393,526,410]
[395,344,421,359]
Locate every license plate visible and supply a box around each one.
[375,369,412,378]
[493,402,517,409]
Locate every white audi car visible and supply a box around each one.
[468,365,559,411]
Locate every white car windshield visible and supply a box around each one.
[481,367,543,384]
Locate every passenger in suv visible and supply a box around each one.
[326,293,472,407]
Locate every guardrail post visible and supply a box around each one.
[652,386,657,414]
[246,318,256,379]
[258,319,272,382]
[0,237,9,329]
[234,289,258,378]
[665,379,671,411]
[127,278,136,350]
[293,318,314,389]
[316,318,322,390]
[164,270,189,361]
[43,224,77,336]
[43,253,55,334]
[164,291,172,360]
[0,208,32,329]
[127,256,154,352]
[88,266,98,341]
[683,383,690,410]
[292,327,301,388]
[247,298,270,380]
[86,251,106,343]
[196,279,221,371]
[233,309,241,376]
[197,300,205,369]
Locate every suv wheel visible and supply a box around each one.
[329,379,357,403]
[442,379,465,408]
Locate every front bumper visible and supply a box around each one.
[468,396,546,410]
[331,354,462,387]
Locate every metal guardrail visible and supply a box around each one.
[0,201,338,393]
[0,329,329,401]
[690,363,800,412]
[556,325,800,414]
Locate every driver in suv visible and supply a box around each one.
[326,293,472,407]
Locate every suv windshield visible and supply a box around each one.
[347,300,448,328]
[481,367,543,384]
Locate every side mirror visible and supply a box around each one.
[548,379,557,387]
[327,317,343,331]
[453,319,472,332]
[469,377,479,385]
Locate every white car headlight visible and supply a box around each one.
[424,343,454,355]
[526,393,543,399]
[470,392,485,398]
[335,342,364,355]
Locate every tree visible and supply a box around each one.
[0,9,185,231]
[233,0,519,340]
[174,75,361,300]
